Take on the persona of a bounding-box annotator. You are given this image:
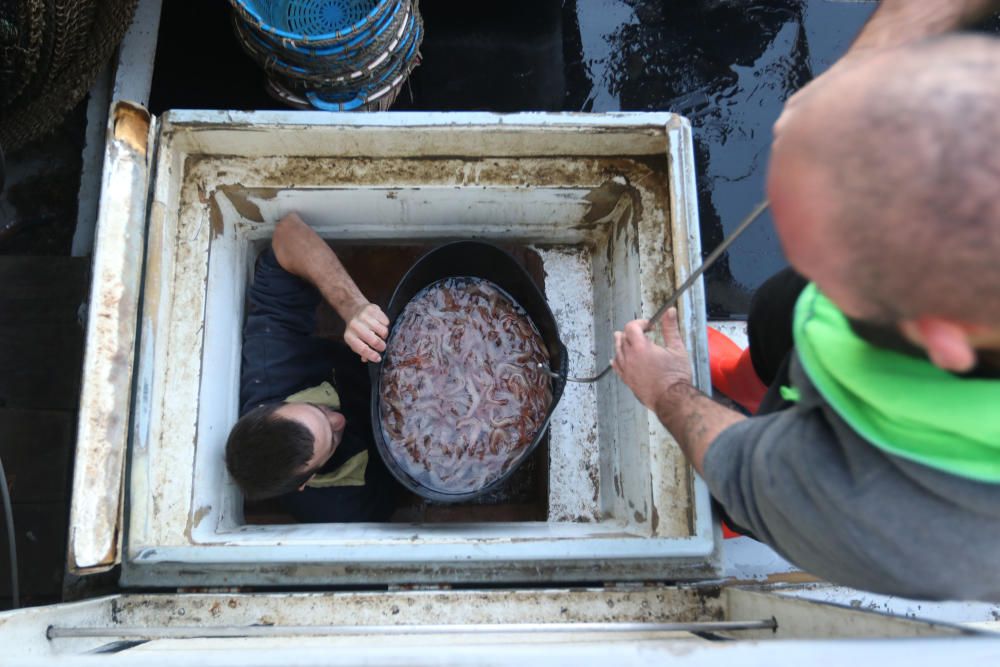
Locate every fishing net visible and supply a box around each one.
[0,0,137,152]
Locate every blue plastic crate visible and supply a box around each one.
[235,0,407,69]
[231,0,396,46]
[305,13,421,110]
[229,0,423,111]
[234,4,414,85]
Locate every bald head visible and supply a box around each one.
[769,35,1000,325]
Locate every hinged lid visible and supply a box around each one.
[67,102,155,573]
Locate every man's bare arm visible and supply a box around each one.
[851,0,1000,53]
[652,382,744,477]
[271,212,389,362]
[612,310,744,476]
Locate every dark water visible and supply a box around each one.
[394,0,877,317]
[151,1,999,316]
[576,1,879,317]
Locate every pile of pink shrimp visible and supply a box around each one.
[379,277,552,493]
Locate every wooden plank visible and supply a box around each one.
[0,409,74,503]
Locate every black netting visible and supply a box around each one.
[0,0,137,152]
[0,0,46,107]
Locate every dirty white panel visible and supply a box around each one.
[234,187,596,243]
[0,595,120,657]
[69,103,152,573]
[538,247,601,522]
[126,114,187,551]
[724,587,976,640]
[665,117,715,543]
[165,110,676,159]
[112,0,163,106]
[722,535,800,582]
[6,589,999,663]
[778,585,1000,629]
[597,194,651,534]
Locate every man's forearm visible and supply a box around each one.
[654,383,746,477]
[851,0,999,52]
[272,214,368,321]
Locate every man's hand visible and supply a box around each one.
[613,307,744,476]
[272,213,388,360]
[345,302,389,363]
[611,308,693,412]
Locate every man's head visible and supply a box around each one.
[225,402,346,500]
[768,35,1000,372]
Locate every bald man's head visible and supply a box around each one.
[768,35,1000,326]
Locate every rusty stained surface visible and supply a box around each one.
[160,115,671,163]
[127,194,170,550]
[110,586,724,628]
[193,151,690,533]
[190,505,212,533]
[580,153,695,538]
[123,549,724,587]
[69,102,151,572]
[639,140,694,539]
[205,180,267,240]
[112,104,151,155]
[191,153,666,235]
[660,117,711,538]
[537,246,600,522]
[595,179,650,535]
[137,148,215,547]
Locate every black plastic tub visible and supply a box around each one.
[369,241,568,503]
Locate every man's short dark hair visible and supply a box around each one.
[225,403,316,500]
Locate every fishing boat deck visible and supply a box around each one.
[0,0,915,608]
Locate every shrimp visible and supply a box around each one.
[378,277,553,494]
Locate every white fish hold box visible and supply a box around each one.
[71,104,718,586]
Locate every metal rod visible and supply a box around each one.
[546,199,770,384]
[644,199,770,332]
[48,619,776,640]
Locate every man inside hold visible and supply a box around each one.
[225,212,398,522]
[613,24,1000,597]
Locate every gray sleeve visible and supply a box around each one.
[700,409,811,546]
[700,356,1000,601]
[700,351,863,553]
[701,402,875,575]
[700,402,929,597]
